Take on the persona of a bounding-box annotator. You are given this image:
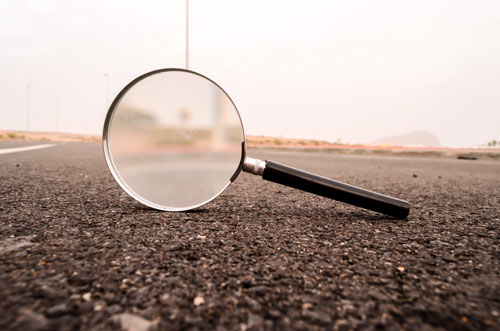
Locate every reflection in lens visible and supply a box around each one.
[104,70,245,210]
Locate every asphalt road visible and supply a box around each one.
[0,142,499,330]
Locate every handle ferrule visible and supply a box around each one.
[242,157,266,176]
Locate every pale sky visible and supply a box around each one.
[1,0,499,147]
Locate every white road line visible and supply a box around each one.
[0,144,56,155]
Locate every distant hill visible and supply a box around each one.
[372,131,441,147]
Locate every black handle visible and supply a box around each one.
[262,161,410,219]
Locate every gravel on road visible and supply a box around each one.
[0,142,499,330]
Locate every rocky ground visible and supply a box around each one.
[0,142,499,330]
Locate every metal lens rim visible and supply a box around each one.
[102,68,247,211]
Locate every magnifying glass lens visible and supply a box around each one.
[104,70,245,211]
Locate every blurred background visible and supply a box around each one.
[1,0,499,147]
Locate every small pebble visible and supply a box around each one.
[333,319,350,331]
[193,295,205,306]
[111,313,157,331]
[45,303,70,317]
[14,308,49,331]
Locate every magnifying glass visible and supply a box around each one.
[103,68,410,219]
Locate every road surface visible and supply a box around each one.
[0,142,499,330]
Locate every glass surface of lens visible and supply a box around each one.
[103,69,245,210]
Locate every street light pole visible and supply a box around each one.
[186,0,189,69]
[103,73,109,111]
[26,85,31,141]
[55,98,59,132]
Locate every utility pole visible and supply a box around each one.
[26,85,31,141]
